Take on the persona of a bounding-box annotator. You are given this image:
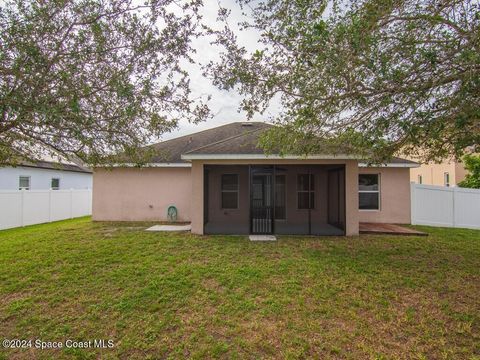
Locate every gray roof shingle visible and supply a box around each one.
[138,121,417,166]
[18,160,92,173]
[146,122,272,163]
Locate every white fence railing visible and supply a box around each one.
[0,189,92,230]
[411,183,480,230]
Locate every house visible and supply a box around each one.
[409,159,468,187]
[93,122,419,236]
[0,160,92,190]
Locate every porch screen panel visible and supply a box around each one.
[275,175,286,220]
[221,174,239,209]
[297,174,315,209]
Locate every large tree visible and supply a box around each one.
[0,0,209,165]
[210,0,480,162]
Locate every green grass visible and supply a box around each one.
[0,218,479,359]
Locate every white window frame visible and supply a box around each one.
[358,173,381,211]
[19,175,30,190]
[221,174,239,209]
[51,177,60,190]
[444,172,450,187]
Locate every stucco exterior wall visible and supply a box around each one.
[358,167,411,224]
[92,167,191,221]
[409,161,465,187]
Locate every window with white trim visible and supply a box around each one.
[359,174,380,210]
[444,172,450,187]
[51,178,60,190]
[19,176,30,190]
[221,174,239,209]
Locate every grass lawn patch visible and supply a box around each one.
[0,218,479,359]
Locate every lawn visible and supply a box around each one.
[0,218,479,359]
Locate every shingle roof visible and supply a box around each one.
[135,121,418,166]
[146,122,272,163]
[184,124,269,156]
[18,160,92,173]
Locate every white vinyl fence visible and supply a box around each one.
[411,183,480,230]
[0,189,92,230]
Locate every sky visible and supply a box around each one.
[159,0,279,141]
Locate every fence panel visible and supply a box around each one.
[411,184,480,230]
[0,189,92,230]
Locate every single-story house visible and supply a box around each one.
[93,122,418,236]
[0,160,92,190]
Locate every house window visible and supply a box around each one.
[19,176,30,190]
[275,175,286,220]
[418,175,422,184]
[359,174,380,210]
[51,178,60,190]
[444,172,450,187]
[297,174,315,209]
[221,174,238,209]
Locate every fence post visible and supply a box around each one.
[410,182,416,225]
[452,186,456,228]
[70,189,73,219]
[20,189,25,227]
[48,190,52,222]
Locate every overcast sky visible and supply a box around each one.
[159,0,279,141]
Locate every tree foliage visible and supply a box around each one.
[0,0,209,165]
[210,0,480,162]
[458,154,480,188]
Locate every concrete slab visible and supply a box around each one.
[146,225,191,232]
[249,235,277,241]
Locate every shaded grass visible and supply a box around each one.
[0,218,479,359]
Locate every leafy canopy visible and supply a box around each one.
[458,154,480,188]
[210,0,480,162]
[0,0,210,165]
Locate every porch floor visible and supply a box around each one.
[360,223,427,236]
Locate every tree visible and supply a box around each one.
[1,0,209,166]
[458,154,480,188]
[210,0,480,162]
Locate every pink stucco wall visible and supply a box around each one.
[92,162,411,231]
[92,167,192,221]
[358,167,411,224]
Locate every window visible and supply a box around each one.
[297,174,315,209]
[444,172,450,187]
[51,178,60,190]
[275,175,286,220]
[221,174,238,209]
[19,176,30,190]
[359,174,380,210]
[418,175,423,184]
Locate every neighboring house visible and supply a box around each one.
[410,160,468,187]
[93,122,418,236]
[0,161,92,190]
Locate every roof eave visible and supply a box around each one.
[181,154,361,161]
[359,162,419,168]
[94,162,191,168]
